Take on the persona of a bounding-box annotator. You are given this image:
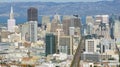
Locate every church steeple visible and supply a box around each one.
[10,6,14,19]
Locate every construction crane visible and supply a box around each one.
[70,37,85,67]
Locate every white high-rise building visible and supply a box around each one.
[29,21,38,43]
[85,39,100,53]
[7,6,16,32]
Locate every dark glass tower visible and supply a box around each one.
[27,7,38,21]
[45,33,57,56]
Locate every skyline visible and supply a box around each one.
[0,0,113,2]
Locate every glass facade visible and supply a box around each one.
[45,34,56,56]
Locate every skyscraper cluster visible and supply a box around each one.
[1,5,120,67]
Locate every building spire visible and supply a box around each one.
[10,6,14,19]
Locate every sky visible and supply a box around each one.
[0,0,113,2]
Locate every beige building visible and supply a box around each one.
[1,30,10,42]
[8,33,21,42]
[62,15,72,35]
[59,36,73,55]
[114,20,120,38]
[42,16,50,25]
[50,14,61,33]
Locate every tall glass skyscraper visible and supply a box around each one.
[45,33,57,56]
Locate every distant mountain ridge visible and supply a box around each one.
[0,0,120,23]
[0,0,120,16]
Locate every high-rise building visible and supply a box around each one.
[93,15,110,39]
[114,20,120,39]
[86,16,94,35]
[86,16,94,24]
[50,14,61,33]
[59,36,73,55]
[20,21,37,43]
[20,23,30,42]
[62,16,72,35]
[85,39,100,53]
[27,7,38,21]
[72,15,81,28]
[45,33,57,56]
[102,15,109,24]
[69,27,75,36]
[42,16,50,30]
[7,6,16,32]
[72,15,81,36]
[29,21,38,43]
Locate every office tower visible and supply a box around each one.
[86,16,94,35]
[93,15,110,39]
[114,20,120,39]
[29,21,38,43]
[46,22,51,32]
[69,27,75,36]
[85,39,100,53]
[27,7,38,21]
[20,23,30,42]
[109,16,115,39]
[86,16,94,24]
[59,36,73,55]
[71,15,81,36]
[42,16,50,25]
[7,6,16,32]
[72,15,81,28]
[42,16,50,30]
[102,15,109,24]
[62,16,72,35]
[45,33,57,56]
[50,14,61,33]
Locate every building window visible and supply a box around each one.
[88,41,94,52]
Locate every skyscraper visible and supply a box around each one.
[29,21,38,43]
[45,33,57,56]
[62,15,72,35]
[7,6,16,32]
[42,16,50,30]
[50,14,61,33]
[27,7,38,21]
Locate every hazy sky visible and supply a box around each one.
[0,0,113,2]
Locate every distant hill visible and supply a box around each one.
[0,0,120,23]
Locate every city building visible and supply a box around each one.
[7,6,16,32]
[86,16,94,35]
[72,15,81,28]
[1,31,10,42]
[42,16,50,30]
[45,33,57,56]
[85,39,100,53]
[92,15,111,39]
[8,33,21,42]
[50,14,61,33]
[69,27,75,36]
[114,20,120,39]
[27,7,38,21]
[62,15,72,35]
[29,21,38,43]
[19,23,30,42]
[81,52,100,62]
[59,36,73,55]
[86,16,94,25]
